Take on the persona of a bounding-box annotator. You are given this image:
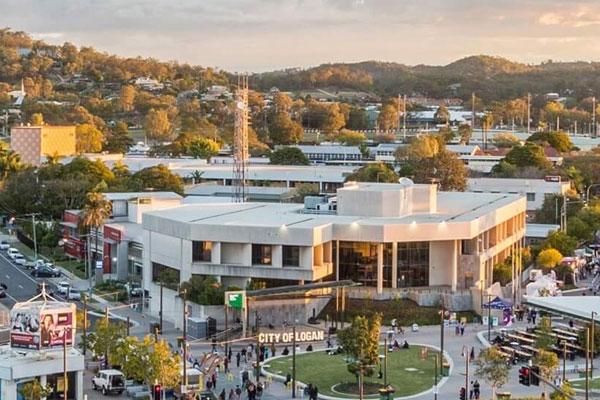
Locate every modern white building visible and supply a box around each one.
[467,178,570,213]
[288,145,363,164]
[142,181,526,320]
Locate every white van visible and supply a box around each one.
[91,369,125,395]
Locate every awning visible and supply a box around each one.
[525,296,600,322]
[483,296,512,310]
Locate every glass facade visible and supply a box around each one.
[282,245,300,267]
[192,241,212,262]
[338,241,378,287]
[397,242,429,287]
[252,244,272,265]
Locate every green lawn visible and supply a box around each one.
[264,346,439,398]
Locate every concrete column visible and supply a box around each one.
[272,245,282,268]
[211,242,221,264]
[335,240,340,281]
[377,243,383,294]
[391,242,398,289]
[451,240,458,292]
[2,380,16,400]
[40,375,47,400]
[76,370,84,400]
[180,239,192,283]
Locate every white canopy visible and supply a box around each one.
[525,296,600,322]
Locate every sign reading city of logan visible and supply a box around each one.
[258,330,324,344]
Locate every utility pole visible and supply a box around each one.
[63,328,68,400]
[471,92,476,129]
[224,302,229,357]
[593,97,597,138]
[292,323,296,398]
[159,281,163,334]
[527,93,531,134]
[396,94,401,137]
[182,289,188,391]
[403,94,407,140]
[592,312,597,381]
[586,327,590,400]
[82,294,88,356]
[439,301,445,376]
[255,311,261,383]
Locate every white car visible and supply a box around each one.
[91,369,125,395]
[57,281,70,295]
[7,248,19,260]
[67,288,81,301]
[13,255,26,266]
[0,241,10,250]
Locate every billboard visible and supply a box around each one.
[10,302,76,350]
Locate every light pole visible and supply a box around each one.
[592,312,597,381]
[586,327,590,400]
[182,288,188,392]
[431,353,439,400]
[292,323,297,398]
[462,346,470,398]
[438,301,449,376]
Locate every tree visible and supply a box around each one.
[144,108,172,141]
[475,347,510,400]
[377,104,398,130]
[537,248,563,269]
[458,124,472,145]
[76,123,104,153]
[337,130,366,146]
[410,150,468,191]
[269,112,303,144]
[86,318,126,365]
[269,147,309,165]
[434,105,450,125]
[550,381,575,400]
[0,149,23,179]
[535,316,554,350]
[18,380,53,400]
[492,132,520,148]
[187,137,220,160]
[180,275,224,305]
[337,314,381,397]
[119,85,136,112]
[292,183,320,203]
[347,107,369,130]
[110,335,148,382]
[534,349,559,397]
[528,131,572,153]
[104,121,134,154]
[481,114,494,149]
[403,135,441,160]
[503,143,551,169]
[129,165,184,193]
[80,192,112,272]
[30,112,44,125]
[542,230,577,257]
[147,339,181,389]
[345,162,399,183]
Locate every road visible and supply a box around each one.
[0,249,43,307]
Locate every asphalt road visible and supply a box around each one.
[0,249,43,307]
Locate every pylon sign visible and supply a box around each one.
[225,291,245,310]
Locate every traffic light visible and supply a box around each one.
[153,384,161,400]
[460,387,466,400]
[519,366,530,386]
[530,365,540,386]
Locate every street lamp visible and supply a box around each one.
[430,353,439,400]
[592,311,597,381]
[461,346,470,399]
[438,300,450,376]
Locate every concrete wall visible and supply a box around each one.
[221,243,250,265]
[429,241,455,286]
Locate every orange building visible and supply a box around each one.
[10,125,76,165]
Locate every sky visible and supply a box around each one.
[2,0,600,72]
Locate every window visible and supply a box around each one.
[526,192,536,202]
[283,246,300,267]
[192,241,212,262]
[151,262,180,289]
[397,242,429,287]
[252,244,272,265]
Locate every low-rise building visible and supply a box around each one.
[289,145,363,164]
[467,177,570,214]
[10,125,76,166]
[62,192,183,282]
[142,181,526,325]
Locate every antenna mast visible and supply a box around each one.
[233,75,249,203]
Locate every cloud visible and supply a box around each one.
[0,0,599,71]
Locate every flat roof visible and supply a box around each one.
[144,191,522,229]
[292,145,361,155]
[185,184,293,197]
[526,223,560,238]
[104,192,182,201]
[525,296,600,322]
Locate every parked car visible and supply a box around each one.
[13,255,26,266]
[67,288,81,301]
[7,248,19,260]
[31,265,61,278]
[25,259,46,270]
[44,263,61,276]
[0,241,10,250]
[57,281,70,295]
[126,282,144,297]
[91,369,125,395]
[0,283,7,298]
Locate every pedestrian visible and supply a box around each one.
[271,342,276,357]
[247,382,256,400]
[228,347,233,361]
[460,321,465,336]
[257,382,263,399]
[473,380,480,399]
[211,372,217,388]
[455,324,460,335]
[224,356,229,373]
[236,351,241,368]
[470,346,475,361]
[312,385,319,400]
[228,388,235,400]
[219,389,226,400]
[469,381,474,399]
[531,310,537,325]
[242,369,249,386]
[235,385,242,400]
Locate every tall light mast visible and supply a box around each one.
[233,75,249,203]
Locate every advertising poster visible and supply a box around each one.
[10,304,75,350]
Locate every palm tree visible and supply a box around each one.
[80,192,112,279]
[0,149,22,180]
[481,114,494,150]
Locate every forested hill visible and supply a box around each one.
[252,56,600,101]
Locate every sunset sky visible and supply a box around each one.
[2,0,600,72]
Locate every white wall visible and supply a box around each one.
[221,243,251,265]
[429,241,455,286]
